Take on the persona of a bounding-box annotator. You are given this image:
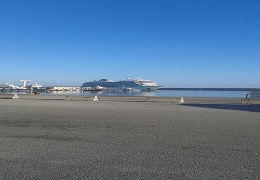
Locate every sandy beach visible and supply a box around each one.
[0,96,259,179]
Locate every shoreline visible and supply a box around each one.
[0,93,246,104]
[0,88,253,99]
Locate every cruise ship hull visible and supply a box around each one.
[140,86,159,91]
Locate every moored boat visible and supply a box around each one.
[81,78,160,91]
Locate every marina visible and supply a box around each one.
[0,78,160,93]
[0,79,259,98]
[81,78,161,91]
[0,88,257,98]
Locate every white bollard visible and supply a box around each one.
[93,96,99,101]
[12,94,19,99]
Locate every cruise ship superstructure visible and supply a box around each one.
[81,78,160,91]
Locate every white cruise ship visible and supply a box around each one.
[81,78,160,91]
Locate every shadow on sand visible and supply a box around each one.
[180,104,260,113]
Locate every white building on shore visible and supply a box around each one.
[48,86,81,91]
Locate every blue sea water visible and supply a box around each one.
[1,89,253,98]
[39,89,250,98]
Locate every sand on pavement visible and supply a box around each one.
[0,98,259,179]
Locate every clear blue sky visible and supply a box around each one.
[0,0,259,87]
